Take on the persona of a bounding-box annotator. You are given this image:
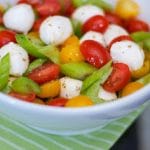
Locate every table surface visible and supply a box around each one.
[0,103,148,150]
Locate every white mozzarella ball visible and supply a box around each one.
[3,4,35,34]
[72,5,104,24]
[110,41,145,71]
[104,24,129,46]
[98,87,117,101]
[60,77,83,99]
[80,31,106,47]
[40,16,73,45]
[0,42,29,76]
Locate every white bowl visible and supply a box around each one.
[0,0,150,135]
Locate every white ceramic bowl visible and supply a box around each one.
[0,0,150,135]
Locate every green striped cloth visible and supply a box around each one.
[0,103,148,150]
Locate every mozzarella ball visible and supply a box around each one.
[60,77,83,99]
[72,5,104,24]
[40,16,73,45]
[80,31,106,47]
[0,42,29,76]
[3,4,35,34]
[104,24,129,46]
[98,87,117,101]
[110,41,145,71]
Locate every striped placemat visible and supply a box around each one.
[0,103,148,150]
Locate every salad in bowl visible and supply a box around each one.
[0,0,149,135]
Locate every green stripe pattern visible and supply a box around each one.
[0,103,148,150]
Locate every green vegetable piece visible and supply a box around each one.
[25,58,47,75]
[131,31,150,42]
[137,73,150,85]
[16,34,60,64]
[72,0,113,11]
[71,19,82,37]
[11,77,41,94]
[0,26,5,31]
[81,61,112,92]
[61,62,97,80]
[0,54,10,90]
[143,38,150,51]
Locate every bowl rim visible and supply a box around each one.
[0,84,150,115]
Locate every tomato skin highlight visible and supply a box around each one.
[28,63,60,84]
[108,35,132,50]
[80,40,111,68]
[103,63,131,92]
[126,19,149,33]
[0,30,16,47]
[9,92,36,102]
[47,98,68,107]
[82,15,109,33]
[105,12,123,26]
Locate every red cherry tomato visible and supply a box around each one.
[18,0,42,6]
[32,18,45,31]
[47,98,68,107]
[59,0,75,16]
[105,12,123,26]
[0,30,16,47]
[103,63,131,92]
[35,0,61,17]
[126,19,149,33]
[82,15,109,33]
[108,35,132,50]
[0,12,3,25]
[80,40,111,68]
[9,92,36,102]
[28,63,60,84]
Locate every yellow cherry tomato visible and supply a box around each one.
[0,5,5,13]
[115,0,139,20]
[33,98,45,105]
[60,44,84,63]
[63,35,80,47]
[65,95,94,108]
[132,60,150,79]
[38,80,60,98]
[121,82,144,97]
[144,50,150,60]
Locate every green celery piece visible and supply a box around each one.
[0,54,10,90]
[71,19,82,37]
[131,32,150,42]
[16,34,60,64]
[11,77,41,94]
[25,58,47,75]
[137,73,150,85]
[143,38,150,51]
[82,81,105,104]
[81,61,112,92]
[72,0,113,11]
[61,62,97,80]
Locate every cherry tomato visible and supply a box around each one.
[18,0,42,6]
[126,19,149,33]
[0,30,16,47]
[82,15,109,33]
[103,63,131,92]
[0,12,3,25]
[108,35,132,50]
[105,12,123,26]
[80,40,111,68]
[32,18,45,31]
[47,98,68,107]
[28,63,60,84]
[9,92,36,102]
[59,0,75,16]
[35,0,61,17]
